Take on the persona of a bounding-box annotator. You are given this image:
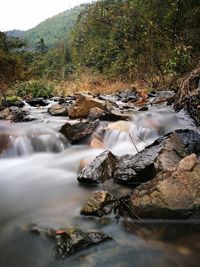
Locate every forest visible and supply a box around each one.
[0,0,200,99]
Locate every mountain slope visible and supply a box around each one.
[22,5,85,47]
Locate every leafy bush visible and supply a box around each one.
[14,80,54,98]
[6,95,21,102]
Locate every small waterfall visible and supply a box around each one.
[0,125,68,158]
[103,129,145,155]
[133,109,185,144]
[102,108,185,155]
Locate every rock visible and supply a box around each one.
[26,98,49,107]
[152,91,175,104]
[0,108,12,120]
[129,154,200,219]
[114,129,200,185]
[60,119,99,143]
[78,150,118,184]
[0,134,11,154]
[138,106,148,111]
[90,133,105,149]
[103,110,131,121]
[48,104,68,116]
[104,121,130,132]
[88,107,106,120]
[1,99,25,108]
[0,107,30,122]
[68,94,106,118]
[81,191,115,217]
[117,89,137,102]
[54,229,111,259]
[26,224,111,259]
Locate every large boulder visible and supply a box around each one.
[78,150,118,184]
[129,154,200,219]
[68,94,106,118]
[60,119,99,143]
[114,129,200,185]
[81,191,115,217]
[48,103,68,116]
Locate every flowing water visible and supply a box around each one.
[0,104,200,267]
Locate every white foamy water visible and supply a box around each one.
[0,105,199,267]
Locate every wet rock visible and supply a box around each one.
[68,94,106,118]
[78,150,118,184]
[90,133,105,149]
[0,108,12,120]
[26,98,49,107]
[139,106,148,111]
[114,129,200,185]
[117,89,137,102]
[0,107,30,122]
[104,121,130,132]
[81,191,115,217]
[88,107,106,120]
[129,154,200,219]
[1,99,25,108]
[103,110,131,121]
[54,229,111,259]
[0,134,11,154]
[48,104,68,116]
[60,119,99,143]
[152,91,175,104]
[26,224,111,259]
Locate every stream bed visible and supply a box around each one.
[0,102,200,267]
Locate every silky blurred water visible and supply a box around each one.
[0,106,200,267]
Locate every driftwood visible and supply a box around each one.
[174,65,200,125]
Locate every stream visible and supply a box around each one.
[0,101,200,267]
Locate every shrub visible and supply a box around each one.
[14,80,54,98]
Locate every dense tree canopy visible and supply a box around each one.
[72,0,200,82]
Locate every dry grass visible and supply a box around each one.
[54,71,131,96]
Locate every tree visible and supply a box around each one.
[36,38,48,53]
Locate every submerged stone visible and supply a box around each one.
[26,224,111,259]
[54,229,112,259]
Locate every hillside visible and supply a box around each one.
[21,5,85,48]
[6,29,25,39]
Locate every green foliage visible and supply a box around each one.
[14,80,54,98]
[5,95,21,102]
[0,32,25,84]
